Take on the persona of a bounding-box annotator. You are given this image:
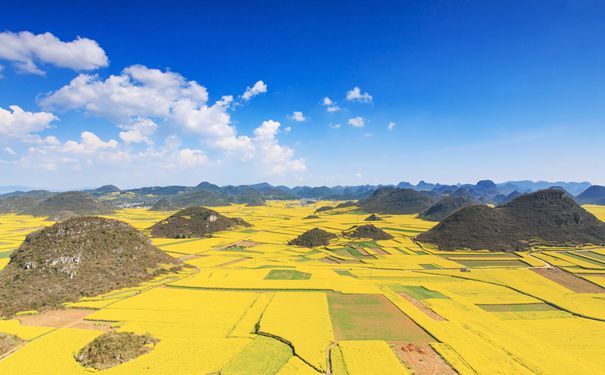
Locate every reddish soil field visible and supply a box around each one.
[19,309,113,331]
[533,268,605,293]
[391,343,456,375]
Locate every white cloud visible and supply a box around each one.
[289,111,306,122]
[329,123,342,129]
[284,126,292,134]
[321,96,341,112]
[252,120,306,174]
[176,148,207,167]
[346,86,373,103]
[41,65,208,120]
[347,116,365,128]
[118,118,158,144]
[388,121,396,130]
[5,147,15,155]
[37,65,305,176]
[355,172,363,179]
[241,80,267,101]
[0,31,108,75]
[63,131,118,154]
[0,105,57,138]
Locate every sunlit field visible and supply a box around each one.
[1,202,605,374]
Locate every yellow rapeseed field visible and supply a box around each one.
[0,201,604,374]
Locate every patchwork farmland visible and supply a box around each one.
[1,201,605,374]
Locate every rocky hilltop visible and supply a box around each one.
[148,206,251,238]
[419,196,477,221]
[21,191,115,217]
[288,228,337,247]
[417,189,605,251]
[358,187,437,214]
[0,217,180,316]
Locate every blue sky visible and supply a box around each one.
[0,1,604,189]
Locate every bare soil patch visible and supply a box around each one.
[533,268,605,293]
[217,257,252,267]
[398,293,446,321]
[391,343,456,375]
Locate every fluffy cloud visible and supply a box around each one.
[36,65,305,175]
[63,131,118,154]
[329,123,342,129]
[40,65,208,120]
[252,120,306,174]
[241,80,267,101]
[0,31,108,75]
[0,105,57,138]
[321,97,341,112]
[289,111,306,122]
[175,148,208,167]
[5,147,15,155]
[118,118,158,144]
[347,117,365,128]
[346,86,373,102]
[388,121,396,130]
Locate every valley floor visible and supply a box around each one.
[1,202,605,374]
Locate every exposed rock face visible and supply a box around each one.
[21,191,115,217]
[343,224,393,240]
[358,187,437,214]
[148,206,251,238]
[419,196,477,221]
[77,332,159,370]
[0,217,179,316]
[417,189,605,251]
[288,228,337,247]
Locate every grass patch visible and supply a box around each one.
[565,251,605,267]
[327,293,433,342]
[476,303,556,312]
[455,259,530,268]
[383,227,424,234]
[222,335,292,375]
[334,269,355,277]
[331,247,364,258]
[0,250,13,259]
[390,285,447,300]
[264,269,311,280]
[420,263,441,270]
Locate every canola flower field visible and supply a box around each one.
[0,202,605,374]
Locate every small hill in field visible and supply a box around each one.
[76,332,159,370]
[335,201,357,209]
[358,187,437,214]
[343,224,393,240]
[364,214,383,221]
[576,185,605,205]
[21,191,115,217]
[288,228,337,247]
[417,189,605,251]
[150,190,230,211]
[0,217,180,317]
[419,196,477,221]
[315,205,334,213]
[93,185,121,194]
[148,207,251,238]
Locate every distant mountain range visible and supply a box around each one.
[0,180,601,213]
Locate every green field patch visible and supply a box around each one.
[0,250,13,259]
[455,259,530,268]
[255,265,296,269]
[219,246,263,254]
[445,252,519,258]
[264,269,311,280]
[585,251,605,263]
[331,247,364,258]
[240,229,258,234]
[477,303,555,312]
[565,252,605,267]
[221,335,292,375]
[420,263,441,270]
[157,238,207,247]
[334,270,355,277]
[352,240,379,248]
[327,293,433,342]
[389,285,448,300]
